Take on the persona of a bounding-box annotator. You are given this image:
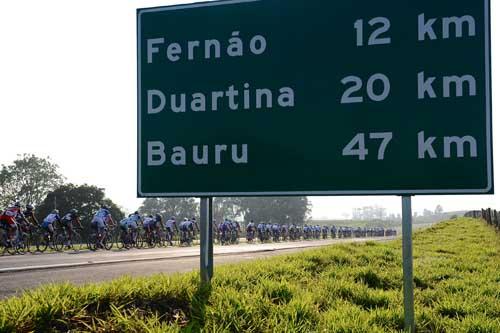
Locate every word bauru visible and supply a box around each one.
[147,142,248,166]
[147,84,295,113]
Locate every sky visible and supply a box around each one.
[0,0,498,219]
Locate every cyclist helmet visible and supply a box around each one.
[52,209,59,214]
[14,202,21,208]
[101,204,109,210]
[184,218,188,221]
[26,204,34,210]
[70,209,78,215]
[134,211,139,215]
[155,214,162,219]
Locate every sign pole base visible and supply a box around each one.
[200,197,213,284]
[402,196,415,333]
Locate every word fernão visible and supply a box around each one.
[146,31,268,63]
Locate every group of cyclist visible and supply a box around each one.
[117,213,200,247]
[222,221,396,244]
[0,202,83,249]
[1,201,396,253]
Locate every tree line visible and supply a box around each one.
[1,154,311,225]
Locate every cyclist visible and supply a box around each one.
[23,204,39,226]
[164,216,178,246]
[257,222,265,240]
[231,219,240,242]
[246,220,256,241]
[330,225,337,239]
[179,218,194,245]
[221,218,232,244]
[271,223,280,241]
[119,215,131,233]
[191,217,199,238]
[143,214,155,239]
[0,202,23,243]
[91,205,113,248]
[126,211,142,243]
[41,209,61,239]
[61,209,83,248]
[153,213,163,234]
[281,224,288,241]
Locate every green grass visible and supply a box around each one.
[0,218,498,332]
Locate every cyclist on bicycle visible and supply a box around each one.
[164,216,177,245]
[143,214,155,238]
[179,218,194,244]
[23,204,39,226]
[91,204,113,248]
[61,209,82,248]
[119,215,130,232]
[246,220,256,241]
[126,211,142,243]
[41,209,61,238]
[0,202,24,242]
[190,217,199,238]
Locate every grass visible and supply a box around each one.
[0,218,498,332]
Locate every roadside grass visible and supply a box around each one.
[0,218,498,332]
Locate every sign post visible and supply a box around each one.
[199,197,213,283]
[402,196,415,333]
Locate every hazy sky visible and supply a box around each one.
[0,0,498,218]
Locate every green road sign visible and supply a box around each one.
[137,0,493,197]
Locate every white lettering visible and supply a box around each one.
[147,90,166,114]
[418,131,437,159]
[147,141,166,166]
[147,38,164,64]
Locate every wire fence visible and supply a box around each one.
[465,208,500,230]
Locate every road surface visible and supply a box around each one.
[0,237,395,299]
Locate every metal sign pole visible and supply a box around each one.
[402,196,415,333]
[200,197,213,284]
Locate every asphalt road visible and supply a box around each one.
[0,237,395,299]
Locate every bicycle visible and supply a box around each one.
[88,226,114,251]
[56,227,84,251]
[164,228,177,246]
[35,227,63,253]
[180,229,193,246]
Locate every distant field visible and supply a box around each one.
[310,211,466,229]
[0,218,498,332]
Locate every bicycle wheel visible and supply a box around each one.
[135,234,144,249]
[17,234,28,255]
[116,232,125,250]
[104,233,114,251]
[87,233,97,251]
[54,233,65,252]
[146,234,156,248]
[6,238,17,255]
[72,233,84,251]
[35,232,48,253]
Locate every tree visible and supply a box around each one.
[213,197,242,222]
[434,205,444,215]
[423,209,433,217]
[238,197,310,225]
[0,154,65,208]
[37,184,125,226]
[139,198,198,220]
